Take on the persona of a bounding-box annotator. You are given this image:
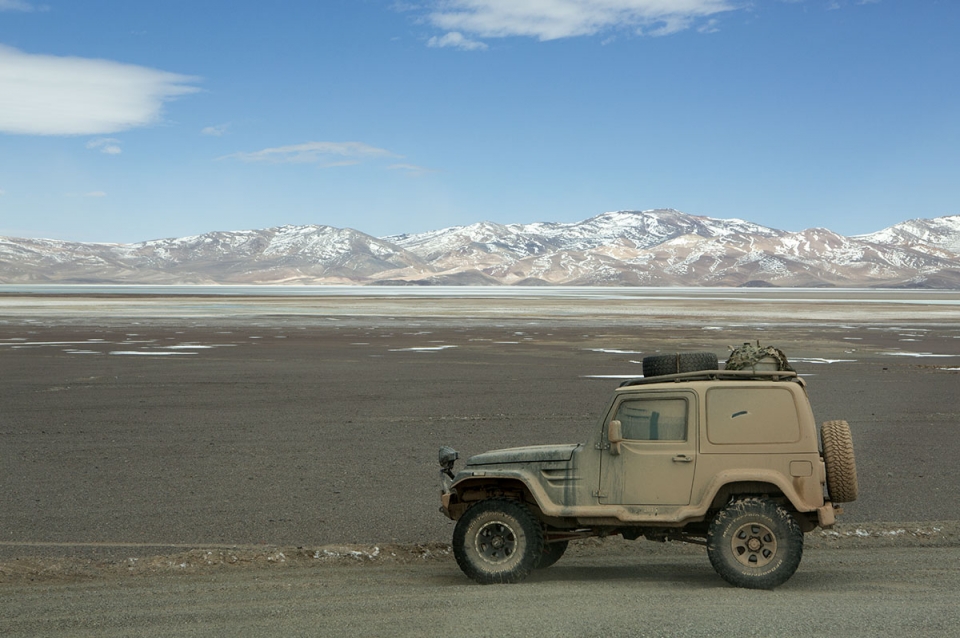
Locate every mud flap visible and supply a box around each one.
[817,503,840,528]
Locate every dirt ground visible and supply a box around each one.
[2,292,960,568]
[4,547,960,637]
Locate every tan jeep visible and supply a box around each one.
[438,351,858,589]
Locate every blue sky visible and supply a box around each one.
[1,0,958,243]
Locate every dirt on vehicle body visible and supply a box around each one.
[438,350,858,589]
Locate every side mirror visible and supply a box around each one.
[608,420,623,455]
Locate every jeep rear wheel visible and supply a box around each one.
[821,420,859,503]
[707,498,804,589]
[642,352,719,378]
[453,498,544,584]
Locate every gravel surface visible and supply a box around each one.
[3,546,960,637]
[3,293,960,635]
[2,293,959,559]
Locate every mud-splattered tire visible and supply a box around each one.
[535,540,568,569]
[453,498,544,584]
[642,352,719,378]
[821,420,859,503]
[707,498,804,590]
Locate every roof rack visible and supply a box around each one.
[617,369,799,387]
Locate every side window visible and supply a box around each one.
[615,398,687,441]
[706,387,800,444]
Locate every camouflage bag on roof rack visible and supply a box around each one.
[725,341,795,372]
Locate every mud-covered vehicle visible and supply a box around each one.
[438,350,858,589]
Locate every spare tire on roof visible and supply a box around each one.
[642,352,719,378]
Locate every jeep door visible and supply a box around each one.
[598,391,698,505]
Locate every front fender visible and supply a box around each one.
[442,468,562,520]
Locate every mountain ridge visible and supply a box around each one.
[2,210,960,288]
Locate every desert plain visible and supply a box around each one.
[1,288,959,636]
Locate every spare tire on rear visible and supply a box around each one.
[643,352,719,378]
[821,420,859,503]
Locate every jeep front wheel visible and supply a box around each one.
[707,498,804,589]
[453,498,544,584]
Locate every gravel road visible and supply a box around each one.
[3,546,959,637]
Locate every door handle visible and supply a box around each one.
[672,454,694,463]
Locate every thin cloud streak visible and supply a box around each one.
[427,31,488,50]
[201,123,230,136]
[0,45,200,135]
[388,163,436,176]
[0,0,41,11]
[220,141,399,164]
[426,0,736,41]
[86,138,123,154]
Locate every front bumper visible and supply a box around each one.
[440,491,455,519]
[439,469,456,519]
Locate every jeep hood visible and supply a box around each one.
[466,443,580,466]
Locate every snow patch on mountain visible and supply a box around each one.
[3,210,960,287]
[856,216,960,254]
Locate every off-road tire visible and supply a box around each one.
[642,352,719,378]
[453,498,544,584]
[821,420,859,503]
[707,497,804,590]
[535,540,568,569]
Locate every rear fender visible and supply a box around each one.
[702,470,823,515]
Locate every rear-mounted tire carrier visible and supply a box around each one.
[821,420,859,503]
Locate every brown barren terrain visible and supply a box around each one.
[1,291,959,635]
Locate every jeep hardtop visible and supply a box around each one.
[438,354,858,589]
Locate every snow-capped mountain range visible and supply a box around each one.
[3,209,960,287]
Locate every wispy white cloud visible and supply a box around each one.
[424,0,735,43]
[388,163,435,176]
[86,137,123,154]
[0,44,200,135]
[427,31,488,50]
[0,187,6,195]
[320,159,363,168]
[697,18,721,34]
[821,0,882,8]
[201,123,230,136]
[642,15,693,37]
[220,141,398,165]
[0,0,45,11]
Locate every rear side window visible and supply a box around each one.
[615,398,688,441]
[706,387,800,444]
